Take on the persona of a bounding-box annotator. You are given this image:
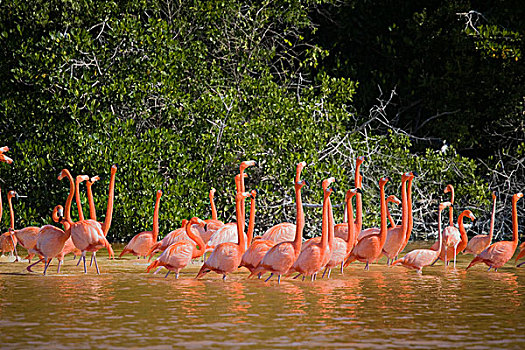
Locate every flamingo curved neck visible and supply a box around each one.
[436,209,443,255]
[448,186,455,226]
[400,179,408,235]
[186,222,205,255]
[63,170,75,223]
[346,194,356,249]
[103,167,117,236]
[235,195,246,252]
[457,212,469,244]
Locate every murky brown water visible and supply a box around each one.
[1,242,524,349]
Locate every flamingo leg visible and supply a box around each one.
[57,260,63,274]
[364,262,369,270]
[10,235,19,262]
[90,253,94,267]
[82,252,87,274]
[165,271,170,278]
[257,273,262,279]
[176,272,180,279]
[93,252,100,275]
[340,262,344,274]
[292,273,301,280]
[322,267,328,278]
[76,254,83,266]
[153,267,163,274]
[517,261,525,268]
[277,275,281,284]
[487,266,491,272]
[265,273,274,282]
[222,274,227,281]
[453,246,457,269]
[43,259,52,275]
[27,258,45,272]
[327,268,332,279]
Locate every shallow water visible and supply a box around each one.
[1,242,524,349]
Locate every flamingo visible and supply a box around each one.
[289,177,335,281]
[335,156,365,242]
[392,201,451,273]
[434,209,476,268]
[344,177,390,270]
[26,206,72,275]
[464,191,497,255]
[6,191,40,263]
[248,162,307,283]
[440,184,461,266]
[86,175,100,221]
[0,146,13,164]
[147,217,207,278]
[242,163,306,276]
[381,173,411,265]
[119,190,163,258]
[58,169,114,274]
[467,193,523,271]
[386,195,402,229]
[0,190,18,259]
[196,191,251,280]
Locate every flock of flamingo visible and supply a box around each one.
[1,146,525,282]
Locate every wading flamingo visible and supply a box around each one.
[248,162,307,282]
[26,206,72,275]
[196,191,251,280]
[345,177,390,270]
[59,169,114,274]
[467,193,523,271]
[441,184,461,266]
[398,172,416,254]
[381,173,411,265]
[119,190,163,258]
[145,219,197,260]
[392,201,451,273]
[335,156,365,242]
[0,190,18,259]
[464,192,497,255]
[289,177,335,281]
[435,209,476,268]
[7,191,40,262]
[147,217,207,278]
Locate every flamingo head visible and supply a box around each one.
[514,193,524,202]
[439,201,453,212]
[295,161,307,182]
[110,164,118,175]
[240,160,256,172]
[180,219,188,228]
[346,187,361,200]
[387,195,401,206]
[189,217,206,227]
[0,153,13,164]
[0,146,9,153]
[52,205,64,223]
[444,184,454,194]
[58,169,70,181]
[76,175,89,186]
[250,189,258,198]
[7,190,18,201]
[236,191,251,202]
[463,210,476,221]
[322,177,336,191]
[491,191,498,200]
[210,187,216,196]
[356,155,366,166]
[401,172,411,182]
[379,176,390,186]
[88,175,100,184]
[295,179,308,191]
[156,190,163,199]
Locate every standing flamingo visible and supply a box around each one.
[434,209,476,268]
[7,191,40,262]
[465,192,497,255]
[398,172,416,254]
[289,177,335,281]
[392,201,451,273]
[147,217,207,278]
[26,206,72,275]
[248,162,308,282]
[119,190,163,258]
[146,219,193,260]
[196,191,251,280]
[0,190,19,258]
[335,156,365,242]
[441,184,461,266]
[59,169,114,274]
[345,177,390,270]
[381,173,412,265]
[467,193,523,271]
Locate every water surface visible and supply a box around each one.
[1,243,524,349]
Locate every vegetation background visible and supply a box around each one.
[0,0,523,243]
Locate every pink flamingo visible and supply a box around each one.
[248,162,307,282]
[0,190,19,259]
[289,177,335,281]
[194,188,224,244]
[7,191,40,262]
[196,191,251,280]
[465,191,497,255]
[59,169,114,274]
[386,195,402,229]
[392,201,451,273]
[398,172,416,254]
[334,156,365,242]
[345,177,390,270]
[441,184,461,266]
[147,217,207,278]
[26,206,72,275]
[119,190,163,258]
[435,209,476,268]
[381,173,411,265]
[467,193,523,271]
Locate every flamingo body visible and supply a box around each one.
[197,242,243,277]
[240,239,275,273]
[261,223,296,243]
[120,231,156,258]
[467,241,516,270]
